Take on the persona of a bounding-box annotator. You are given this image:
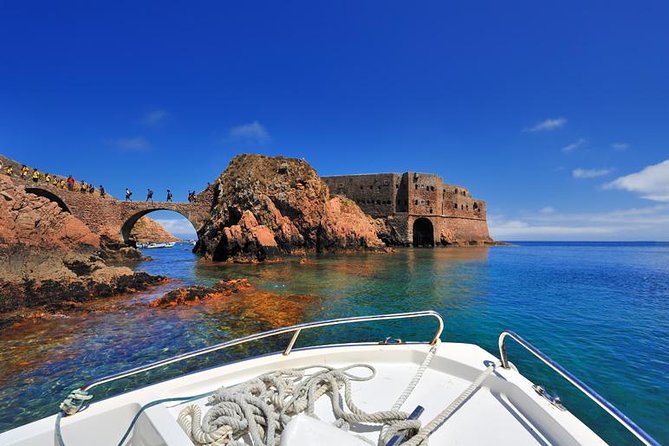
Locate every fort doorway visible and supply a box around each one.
[412,218,434,247]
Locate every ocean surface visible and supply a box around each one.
[1,242,667,444]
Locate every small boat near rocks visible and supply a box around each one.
[137,242,176,249]
[0,311,659,446]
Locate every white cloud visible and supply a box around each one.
[226,121,270,145]
[142,109,168,126]
[572,168,612,179]
[561,138,586,153]
[605,160,669,202]
[539,206,555,214]
[524,117,567,132]
[111,136,150,151]
[489,204,669,241]
[153,219,197,237]
[611,142,629,152]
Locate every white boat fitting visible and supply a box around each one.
[0,311,660,446]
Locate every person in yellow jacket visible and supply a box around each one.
[59,178,66,189]
[5,165,13,176]
[51,175,58,186]
[21,165,29,178]
[45,173,52,183]
[32,169,40,182]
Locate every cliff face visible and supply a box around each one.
[130,216,179,243]
[196,154,384,262]
[0,175,99,251]
[0,175,163,314]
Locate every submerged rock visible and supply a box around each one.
[195,154,384,262]
[149,278,253,307]
[149,278,318,328]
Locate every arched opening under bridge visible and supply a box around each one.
[412,218,434,247]
[25,188,70,213]
[121,209,198,247]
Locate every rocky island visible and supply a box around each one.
[0,152,494,317]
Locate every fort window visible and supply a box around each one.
[454,188,458,194]
[414,200,418,205]
[453,203,457,209]
[415,184,418,190]
[360,186,363,190]
[376,200,381,205]
[429,208,433,213]
[426,200,430,205]
[461,204,464,210]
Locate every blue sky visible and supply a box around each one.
[2,1,668,240]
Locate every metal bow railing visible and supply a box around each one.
[66,310,443,412]
[499,330,660,446]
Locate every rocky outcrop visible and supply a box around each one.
[130,216,179,243]
[0,175,163,314]
[196,154,384,262]
[150,279,318,329]
[149,278,253,307]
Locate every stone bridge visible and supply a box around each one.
[2,158,211,244]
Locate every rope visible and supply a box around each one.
[177,364,414,446]
[378,342,439,445]
[398,364,496,446]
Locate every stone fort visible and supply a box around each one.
[322,172,492,246]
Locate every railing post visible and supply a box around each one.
[283,329,302,356]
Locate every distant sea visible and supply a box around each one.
[1,242,667,444]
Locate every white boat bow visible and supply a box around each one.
[0,311,660,446]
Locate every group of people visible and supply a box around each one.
[1,161,107,198]
[2,161,197,204]
[124,188,175,202]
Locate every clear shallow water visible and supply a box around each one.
[1,242,667,444]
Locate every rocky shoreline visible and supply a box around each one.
[0,172,167,320]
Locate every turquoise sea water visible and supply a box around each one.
[1,242,667,444]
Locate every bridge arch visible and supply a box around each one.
[120,208,198,245]
[25,188,71,213]
[412,217,434,247]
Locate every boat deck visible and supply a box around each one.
[3,343,607,445]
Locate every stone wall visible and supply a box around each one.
[323,174,400,217]
[323,171,492,246]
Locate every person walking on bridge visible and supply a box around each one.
[125,188,133,201]
[67,175,75,191]
[99,185,106,198]
[146,189,154,202]
[5,165,14,176]
[32,168,40,183]
[21,165,29,178]
[166,189,173,202]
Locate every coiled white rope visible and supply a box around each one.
[177,364,415,446]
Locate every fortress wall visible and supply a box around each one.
[406,172,443,216]
[323,174,400,217]
[437,216,491,244]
